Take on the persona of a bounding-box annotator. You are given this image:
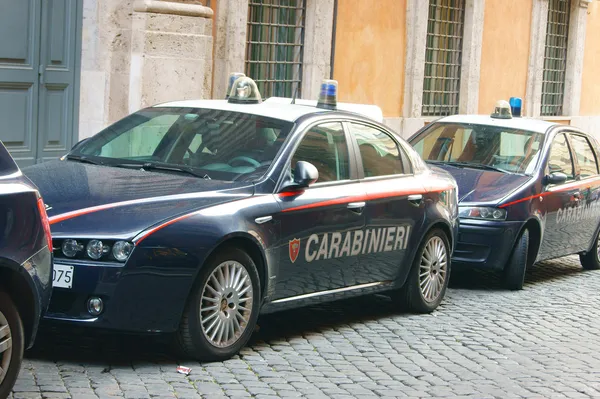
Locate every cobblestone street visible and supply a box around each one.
[9,256,600,399]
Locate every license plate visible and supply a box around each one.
[53,264,74,289]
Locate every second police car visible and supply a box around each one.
[23,75,458,361]
[409,100,600,290]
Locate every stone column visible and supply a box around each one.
[302,0,335,100]
[459,0,485,114]
[212,0,249,99]
[562,0,590,116]
[129,0,213,112]
[525,0,549,118]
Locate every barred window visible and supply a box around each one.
[422,0,465,117]
[246,0,306,98]
[541,0,571,116]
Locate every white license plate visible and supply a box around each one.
[53,264,74,289]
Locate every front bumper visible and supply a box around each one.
[452,219,524,271]
[43,247,199,333]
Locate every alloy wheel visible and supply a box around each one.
[419,236,448,303]
[0,311,12,385]
[200,261,253,348]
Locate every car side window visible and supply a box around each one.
[547,133,575,180]
[291,122,350,183]
[569,134,599,178]
[350,123,404,177]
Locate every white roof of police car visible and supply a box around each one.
[436,114,559,134]
[155,99,384,123]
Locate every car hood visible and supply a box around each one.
[23,160,254,239]
[432,164,532,203]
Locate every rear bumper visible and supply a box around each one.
[452,219,524,271]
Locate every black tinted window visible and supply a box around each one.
[569,134,599,178]
[351,123,404,177]
[291,122,350,183]
[547,133,574,179]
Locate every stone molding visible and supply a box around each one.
[133,0,213,18]
[459,0,485,114]
[402,0,429,118]
[525,0,549,117]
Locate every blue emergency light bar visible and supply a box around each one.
[509,97,522,117]
[317,79,338,110]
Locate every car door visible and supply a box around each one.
[348,122,426,285]
[272,121,366,300]
[566,132,600,253]
[539,132,580,259]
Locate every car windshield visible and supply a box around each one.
[70,107,294,182]
[410,122,544,175]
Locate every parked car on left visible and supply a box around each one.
[0,142,53,398]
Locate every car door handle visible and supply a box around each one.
[408,194,423,205]
[347,202,365,214]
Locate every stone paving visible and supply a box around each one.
[9,255,600,399]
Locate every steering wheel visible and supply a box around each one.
[228,156,260,168]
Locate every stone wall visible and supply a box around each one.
[79,0,213,140]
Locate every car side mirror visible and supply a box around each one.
[544,172,568,185]
[280,161,319,193]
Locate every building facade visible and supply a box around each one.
[1,0,599,167]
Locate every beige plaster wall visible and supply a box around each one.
[581,1,600,116]
[478,0,532,115]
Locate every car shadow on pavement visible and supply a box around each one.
[448,255,585,290]
[25,257,587,365]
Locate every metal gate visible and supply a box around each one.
[0,0,82,167]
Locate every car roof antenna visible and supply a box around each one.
[291,87,298,104]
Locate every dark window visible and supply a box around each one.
[351,123,404,177]
[541,0,571,116]
[246,0,306,98]
[569,134,599,178]
[547,133,574,179]
[291,122,350,183]
[422,0,466,117]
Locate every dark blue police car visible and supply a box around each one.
[23,76,458,361]
[0,142,53,397]
[409,100,600,290]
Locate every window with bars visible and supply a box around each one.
[245,0,306,98]
[541,0,571,116]
[422,0,465,117]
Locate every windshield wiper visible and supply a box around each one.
[113,162,211,179]
[443,161,510,174]
[65,155,104,165]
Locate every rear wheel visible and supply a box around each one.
[176,247,260,362]
[397,228,451,313]
[0,291,24,399]
[580,230,600,270]
[503,229,529,290]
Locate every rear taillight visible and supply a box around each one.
[37,197,53,250]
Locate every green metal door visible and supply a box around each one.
[0,0,82,167]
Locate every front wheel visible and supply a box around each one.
[396,228,451,313]
[503,228,529,290]
[176,247,261,362]
[580,230,600,270]
[0,291,25,399]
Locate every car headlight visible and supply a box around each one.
[112,241,133,261]
[62,239,83,257]
[459,206,507,221]
[54,239,134,262]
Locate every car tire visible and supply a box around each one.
[176,247,260,362]
[580,230,600,270]
[396,228,451,313]
[503,228,529,290]
[0,291,25,399]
